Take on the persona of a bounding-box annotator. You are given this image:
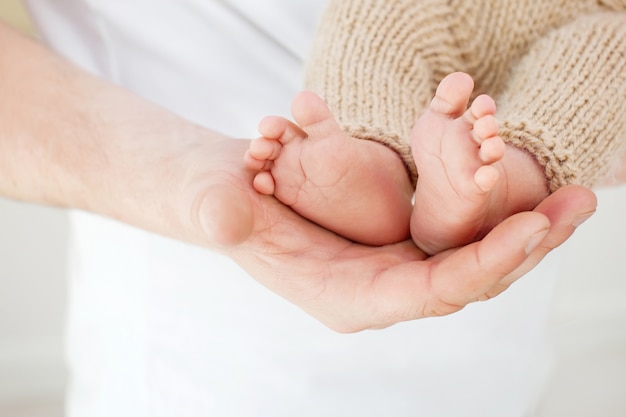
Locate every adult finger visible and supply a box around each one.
[424,211,551,316]
[484,185,597,298]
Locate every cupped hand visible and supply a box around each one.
[185,139,597,333]
[0,24,598,333]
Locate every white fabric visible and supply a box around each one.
[25,1,560,416]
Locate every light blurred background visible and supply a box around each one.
[0,1,625,416]
[0,4,68,417]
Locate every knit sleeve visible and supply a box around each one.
[496,11,626,192]
[302,0,460,185]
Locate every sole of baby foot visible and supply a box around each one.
[410,72,507,255]
[247,91,413,246]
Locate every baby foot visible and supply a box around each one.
[244,91,413,246]
[410,72,507,255]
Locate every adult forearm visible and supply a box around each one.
[0,21,238,245]
[0,20,88,206]
[0,21,600,334]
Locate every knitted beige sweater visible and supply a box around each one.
[304,0,626,191]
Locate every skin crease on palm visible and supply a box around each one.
[194,140,597,332]
[0,21,600,333]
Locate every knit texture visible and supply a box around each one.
[304,0,626,189]
[497,11,626,191]
[599,0,626,9]
[304,0,462,185]
[447,0,602,97]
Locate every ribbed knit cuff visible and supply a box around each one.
[497,12,626,192]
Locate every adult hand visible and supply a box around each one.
[0,22,597,333]
[190,139,596,332]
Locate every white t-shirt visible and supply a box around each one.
[26,1,561,416]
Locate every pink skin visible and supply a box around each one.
[244,91,413,246]
[244,72,549,252]
[410,72,547,255]
[410,72,504,254]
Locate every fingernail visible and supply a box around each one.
[525,228,549,254]
[572,211,595,228]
